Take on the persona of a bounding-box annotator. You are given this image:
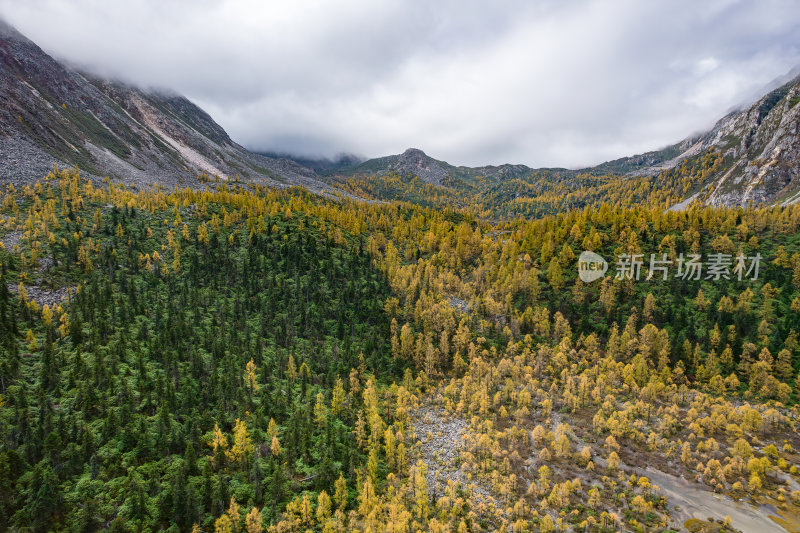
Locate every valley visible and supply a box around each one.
[2,166,800,532]
[1,12,800,533]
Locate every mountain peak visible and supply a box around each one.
[391,148,447,185]
[401,148,427,157]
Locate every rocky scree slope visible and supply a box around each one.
[0,19,329,192]
[592,73,800,207]
[335,74,800,208]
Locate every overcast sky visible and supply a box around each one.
[2,0,800,167]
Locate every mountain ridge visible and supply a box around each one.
[579,72,800,206]
[0,18,333,193]
[2,18,800,209]
[322,72,800,208]
[334,147,551,185]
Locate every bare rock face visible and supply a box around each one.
[0,18,332,193]
[699,80,800,206]
[599,72,800,208]
[389,148,449,186]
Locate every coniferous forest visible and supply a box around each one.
[2,165,800,532]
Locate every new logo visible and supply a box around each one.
[578,251,608,282]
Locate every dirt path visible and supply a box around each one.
[551,411,565,435]
[644,467,788,532]
[591,449,792,532]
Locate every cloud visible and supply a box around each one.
[2,0,799,167]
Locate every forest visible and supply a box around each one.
[1,158,800,532]
[331,150,724,220]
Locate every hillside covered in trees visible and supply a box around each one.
[329,150,725,220]
[2,166,800,532]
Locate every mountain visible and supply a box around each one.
[337,147,540,185]
[0,19,330,192]
[3,16,799,209]
[332,73,800,209]
[683,74,800,206]
[591,73,800,207]
[256,151,366,174]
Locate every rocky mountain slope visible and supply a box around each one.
[592,74,800,207]
[331,75,800,208]
[0,19,330,192]
[336,147,542,186]
[687,75,800,206]
[3,16,799,208]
